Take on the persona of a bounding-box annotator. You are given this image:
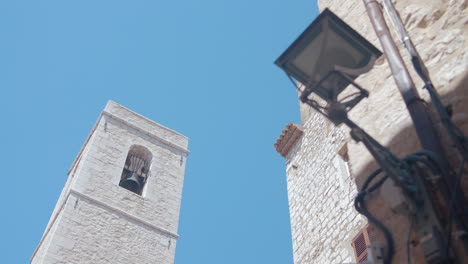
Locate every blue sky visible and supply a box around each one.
[0,1,318,263]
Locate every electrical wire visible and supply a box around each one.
[383,0,468,161]
[355,196,394,264]
[404,155,441,178]
[408,151,468,256]
[354,150,450,264]
[383,4,468,252]
[406,217,414,264]
[409,151,444,170]
[354,168,394,264]
[446,157,466,257]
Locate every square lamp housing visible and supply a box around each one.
[275,8,382,103]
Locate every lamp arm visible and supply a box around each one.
[343,118,421,203]
[425,83,468,160]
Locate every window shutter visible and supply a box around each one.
[351,226,371,263]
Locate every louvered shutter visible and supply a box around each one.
[351,227,371,263]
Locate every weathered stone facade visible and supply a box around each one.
[277,0,468,263]
[281,113,366,263]
[31,101,189,264]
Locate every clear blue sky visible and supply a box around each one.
[0,1,318,263]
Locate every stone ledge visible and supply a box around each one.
[103,111,190,155]
[31,189,179,263]
[274,122,304,158]
[67,101,190,177]
[104,100,189,150]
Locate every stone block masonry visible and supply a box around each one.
[277,112,366,264]
[31,100,189,264]
[277,0,468,263]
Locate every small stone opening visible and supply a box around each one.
[119,145,152,195]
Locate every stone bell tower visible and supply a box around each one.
[31,101,189,264]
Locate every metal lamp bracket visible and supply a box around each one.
[299,70,369,125]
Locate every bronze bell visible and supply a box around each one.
[119,171,141,194]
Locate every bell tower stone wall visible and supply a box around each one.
[31,100,189,264]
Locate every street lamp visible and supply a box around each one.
[275,8,454,264]
[275,8,381,125]
[273,9,418,208]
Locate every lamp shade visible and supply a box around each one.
[275,8,382,101]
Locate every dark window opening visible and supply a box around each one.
[119,145,152,195]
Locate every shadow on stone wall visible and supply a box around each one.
[355,72,468,182]
[353,72,468,263]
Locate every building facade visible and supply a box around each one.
[31,101,189,264]
[276,0,467,263]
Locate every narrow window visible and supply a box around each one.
[119,145,152,195]
[335,143,351,190]
[351,226,371,263]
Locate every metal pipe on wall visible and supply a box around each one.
[361,0,468,263]
[362,0,443,156]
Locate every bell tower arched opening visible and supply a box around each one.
[119,145,152,195]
